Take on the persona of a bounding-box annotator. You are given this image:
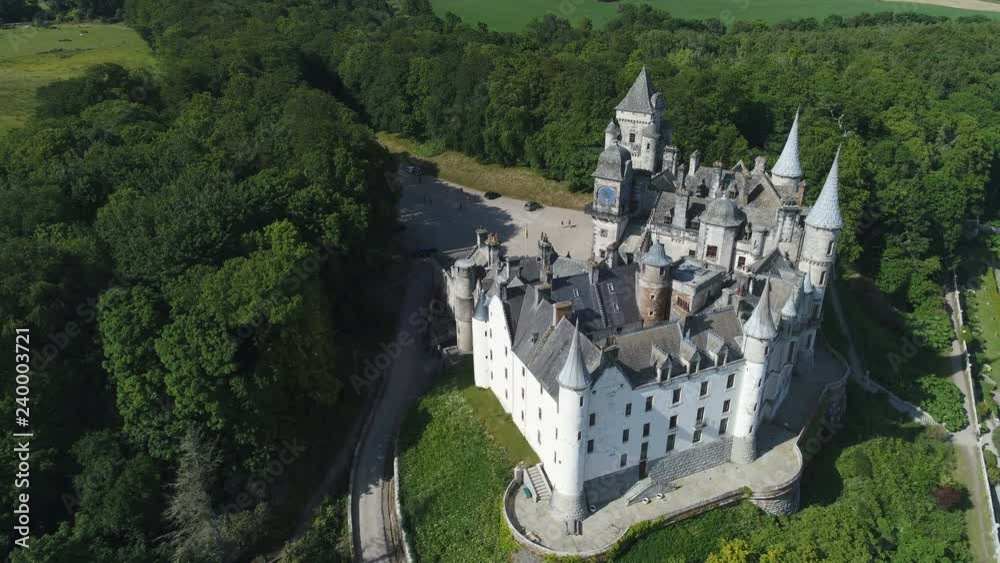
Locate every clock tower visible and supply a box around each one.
[590,143,633,260]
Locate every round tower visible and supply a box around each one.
[451,258,476,353]
[798,148,843,295]
[550,321,591,523]
[637,240,672,325]
[698,198,745,271]
[472,283,491,388]
[732,279,777,465]
[637,122,660,172]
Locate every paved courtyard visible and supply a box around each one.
[507,343,848,555]
[397,167,593,259]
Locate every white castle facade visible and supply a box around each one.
[447,68,845,527]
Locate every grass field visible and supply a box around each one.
[967,267,1000,388]
[378,132,591,210]
[0,23,153,131]
[397,359,530,563]
[432,0,1000,32]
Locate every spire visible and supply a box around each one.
[805,147,844,230]
[771,108,802,179]
[558,320,591,390]
[802,271,814,294]
[615,66,656,114]
[641,240,671,268]
[743,279,778,340]
[473,281,490,322]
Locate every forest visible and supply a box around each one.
[0,0,997,561]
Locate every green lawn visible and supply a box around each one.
[967,267,1000,388]
[398,358,530,563]
[0,23,153,131]
[432,0,1000,32]
[612,384,970,562]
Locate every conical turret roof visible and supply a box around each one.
[744,279,778,340]
[771,109,802,179]
[781,290,799,319]
[802,271,814,294]
[641,241,671,268]
[473,282,490,322]
[805,147,844,230]
[616,66,657,114]
[558,321,591,390]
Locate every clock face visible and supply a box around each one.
[597,185,618,206]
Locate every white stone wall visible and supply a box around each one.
[798,224,839,293]
[697,223,738,272]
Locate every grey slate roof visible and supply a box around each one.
[516,313,602,398]
[616,66,657,114]
[771,109,803,179]
[606,120,620,134]
[473,286,490,321]
[558,321,591,390]
[641,241,671,268]
[593,143,632,181]
[743,279,778,340]
[700,198,745,227]
[550,263,642,333]
[805,148,844,230]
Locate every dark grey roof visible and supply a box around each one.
[594,143,632,181]
[473,289,490,321]
[616,66,657,114]
[771,109,802,179]
[550,263,642,333]
[520,315,602,398]
[641,241,671,268]
[750,248,794,276]
[743,279,778,340]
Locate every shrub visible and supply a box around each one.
[932,485,963,511]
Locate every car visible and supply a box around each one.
[404,165,423,175]
[524,201,542,211]
[484,191,501,200]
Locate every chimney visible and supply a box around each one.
[553,301,573,326]
[673,189,689,228]
[663,145,680,175]
[689,150,700,174]
[534,283,551,306]
[713,161,724,198]
[475,228,488,248]
[677,163,688,190]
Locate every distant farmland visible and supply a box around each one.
[431,0,1000,32]
[0,23,153,131]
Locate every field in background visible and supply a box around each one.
[0,23,153,131]
[378,132,591,210]
[431,0,1000,31]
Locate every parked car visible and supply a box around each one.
[484,191,501,200]
[524,201,542,211]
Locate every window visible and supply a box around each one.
[629,133,636,143]
[737,256,746,270]
[622,429,630,443]
[538,408,542,420]
[504,390,508,399]
[642,423,650,438]
[608,283,616,294]
[672,389,681,404]
[539,383,542,394]
[620,453,628,467]
[537,431,541,443]
[522,367,525,377]
[827,241,834,256]
[819,271,827,286]
[504,368,508,380]
[723,399,731,413]
[589,413,596,427]
[577,431,581,441]
[504,346,508,356]
[645,397,653,412]
[700,381,709,397]
[625,403,632,416]
[719,418,729,435]
[727,373,735,389]
[696,407,705,422]
[688,249,696,257]
[521,411,524,421]
[669,415,678,430]
[587,439,595,453]
[599,229,608,237]
[579,396,584,407]
[706,245,718,259]
[666,434,676,452]
[521,388,524,399]
[693,429,703,443]
[555,429,558,439]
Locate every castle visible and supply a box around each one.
[446,67,845,537]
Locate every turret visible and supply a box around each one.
[550,321,591,523]
[662,145,680,175]
[538,233,555,285]
[732,279,777,464]
[798,148,843,294]
[451,258,477,353]
[770,109,803,190]
[472,282,491,388]
[637,241,672,325]
[697,198,745,271]
[604,120,620,149]
[637,122,660,172]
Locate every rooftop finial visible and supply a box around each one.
[771,108,802,179]
[805,146,844,230]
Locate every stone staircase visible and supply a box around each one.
[526,464,552,503]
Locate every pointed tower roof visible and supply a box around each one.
[805,147,844,230]
[558,321,591,390]
[771,109,802,179]
[605,120,620,134]
[615,66,657,114]
[802,271,814,294]
[744,279,778,340]
[781,290,799,319]
[473,282,490,322]
[641,240,671,268]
